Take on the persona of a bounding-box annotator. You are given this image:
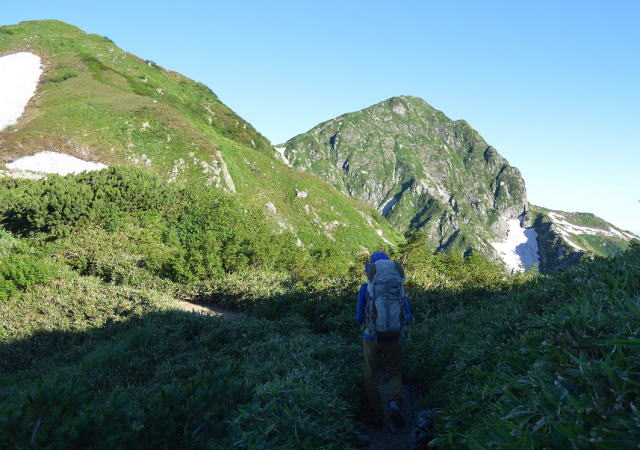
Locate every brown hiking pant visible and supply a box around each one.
[363,339,403,419]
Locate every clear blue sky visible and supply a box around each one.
[4,0,639,233]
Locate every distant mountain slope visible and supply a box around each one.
[0,20,399,256]
[533,206,636,272]
[281,96,636,272]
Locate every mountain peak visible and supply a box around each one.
[283,97,529,261]
[2,19,85,36]
[282,98,635,272]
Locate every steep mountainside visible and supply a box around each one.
[533,206,636,272]
[281,96,636,271]
[0,20,399,257]
[281,97,528,255]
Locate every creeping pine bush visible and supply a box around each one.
[160,185,302,282]
[0,253,56,301]
[0,230,57,301]
[1,167,176,236]
[2,175,93,235]
[0,167,306,284]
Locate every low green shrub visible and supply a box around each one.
[1,167,178,236]
[2,174,93,235]
[1,168,307,281]
[0,254,56,301]
[160,185,302,282]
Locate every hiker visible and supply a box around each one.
[356,251,414,428]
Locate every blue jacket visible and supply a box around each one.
[356,282,414,342]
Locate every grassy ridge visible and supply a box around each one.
[0,19,399,261]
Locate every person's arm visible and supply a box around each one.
[355,283,368,323]
[403,295,414,322]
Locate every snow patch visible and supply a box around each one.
[491,219,539,272]
[609,227,637,241]
[381,197,398,217]
[274,147,292,167]
[5,151,107,176]
[0,52,43,132]
[608,227,627,240]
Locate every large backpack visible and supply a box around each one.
[365,259,406,341]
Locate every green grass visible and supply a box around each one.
[0,277,360,449]
[570,232,630,257]
[406,241,640,448]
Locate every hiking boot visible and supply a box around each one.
[389,401,405,428]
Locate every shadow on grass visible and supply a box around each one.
[0,305,362,449]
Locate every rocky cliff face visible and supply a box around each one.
[281,96,529,256]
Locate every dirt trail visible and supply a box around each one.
[176,300,243,320]
[358,372,418,449]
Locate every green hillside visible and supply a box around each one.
[532,205,635,272]
[0,20,399,264]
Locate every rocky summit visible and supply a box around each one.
[281,96,636,272]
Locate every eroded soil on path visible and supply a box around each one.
[176,300,243,320]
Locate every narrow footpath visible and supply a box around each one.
[176,300,243,320]
[357,374,418,449]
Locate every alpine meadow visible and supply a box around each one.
[1,19,639,449]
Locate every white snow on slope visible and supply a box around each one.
[5,151,107,175]
[491,219,540,272]
[381,197,397,217]
[0,52,43,132]
[547,212,635,248]
[274,147,292,167]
